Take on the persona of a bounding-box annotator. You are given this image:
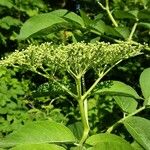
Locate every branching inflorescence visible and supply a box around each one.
[0,41,146,147]
[0,41,144,77]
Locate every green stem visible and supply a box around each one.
[97,0,118,27]
[78,99,90,146]
[32,68,77,99]
[128,23,138,41]
[105,0,118,27]
[75,77,90,147]
[107,106,145,133]
[53,80,78,99]
[82,75,102,101]
[82,60,122,100]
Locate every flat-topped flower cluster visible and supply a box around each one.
[0,42,144,77]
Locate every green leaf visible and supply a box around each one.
[139,68,150,105]
[49,9,68,17]
[94,81,140,99]
[114,96,138,113]
[129,10,139,19]
[63,12,84,28]
[86,133,134,150]
[138,22,150,29]
[17,13,66,40]
[131,141,145,150]
[80,10,91,27]
[0,16,22,30]
[114,27,130,39]
[0,121,76,147]
[0,0,13,8]
[138,10,150,20]
[113,10,136,20]
[124,116,150,150]
[68,122,83,140]
[10,144,65,150]
[104,26,123,38]
[90,20,105,35]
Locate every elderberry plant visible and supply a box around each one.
[0,41,147,149]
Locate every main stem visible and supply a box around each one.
[76,77,90,147]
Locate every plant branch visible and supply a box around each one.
[128,23,138,41]
[82,60,122,100]
[32,67,78,99]
[107,106,146,133]
[97,1,106,10]
[97,0,118,27]
[53,79,78,99]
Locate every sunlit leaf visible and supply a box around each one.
[114,96,138,113]
[94,81,140,99]
[0,16,22,30]
[0,121,76,147]
[0,0,13,8]
[63,12,84,28]
[124,116,150,150]
[86,133,134,150]
[80,10,91,27]
[139,68,150,105]
[18,13,66,40]
[10,144,65,150]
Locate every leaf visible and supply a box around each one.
[114,27,130,39]
[0,16,22,30]
[138,10,150,20]
[124,116,150,150]
[68,122,83,140]
[94,81,140,99]
[114,96,138,114]
[32,82,65,98]
[129,10,139,19]
[90,20,105,35]
[63,12,84,28]
[86,133,134,150]
[113,10,136,20]
[0,121,76,147]
[80,10,91,27]
[139,68,150,105]
[10,144,65,150]
[131,141,145,150]
[0,0,13,8]
[104,26,123,38]
[17,13,67,40]
[138,22,150,29]
[49,9,68,17]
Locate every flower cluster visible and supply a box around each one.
[0,41,144,77]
